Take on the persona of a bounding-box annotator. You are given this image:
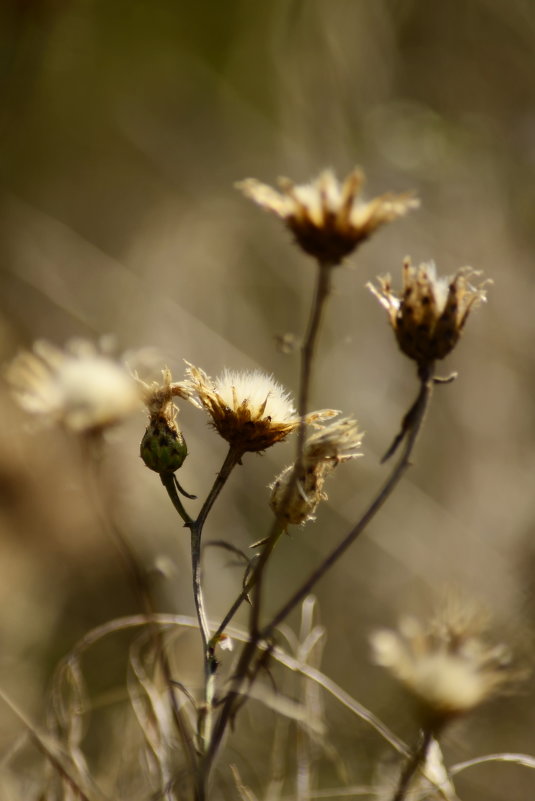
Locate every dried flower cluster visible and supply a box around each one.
[6,339,141,433]
[237,168,418,265]
[368,258,489,368]
[370,606,516,728]
[270,417,363,526]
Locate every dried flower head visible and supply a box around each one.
[368,258,489,368]
[237,168,419,264]
[271,417,363,526]
[6,339,142,433]
[370,605,516,728]
[184,363,337,454]
[184,363,299,453]
[138,368,188,474]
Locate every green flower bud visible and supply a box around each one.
[140,416,187,474]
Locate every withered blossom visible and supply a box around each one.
[184,363,336,454]
[271,417,363,526]
[368,258,489,368]
[237,168,419,264]
[370,604,517,729]
[6,338,142,433]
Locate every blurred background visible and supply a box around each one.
[1,0,535,798]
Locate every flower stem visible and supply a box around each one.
[391,728,434,801]
[296,260,333,468]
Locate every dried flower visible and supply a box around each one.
[184,364,298,453]
[368,258,489,368]
[237,168,419,264]
[138,368,188,474]
[184,363,336,454]
[370,605,516,728]
[6,339,142,433]
[271,417,363,526]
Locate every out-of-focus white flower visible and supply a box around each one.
[270,417,363,526]
[370,605,517,727]
[237,168,418,264]
[7,339,142,433]
[368,258,490,367]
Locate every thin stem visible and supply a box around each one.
[296,260,333,468]
[391,728,434,801]
[195,446,242,533]
[160,472,194,525]
[203,371,434,777]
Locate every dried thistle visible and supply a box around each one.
[368,258,490,369]
[6,338,142,433]
[370,603,518,729]
[237,168,419,265]
[270,417,363,526]
[183,363,337,455]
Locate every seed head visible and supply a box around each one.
[368,258,489,368]
[237,169,419,265]
[6,338,142,433]
[183,363,300,453]
[370,604,517,729]
[270,417,363,526]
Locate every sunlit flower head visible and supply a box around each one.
[370,604,516,728]
[237,168,419,265]
[6,339,142,433]
[368,258,490,368]
[184,363,299,453]
[271,417,363,526]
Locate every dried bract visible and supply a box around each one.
[271,417,363,526]
[237,169,419,264]
[6,339,142,433]
[368,258,489,368]
[184,363,300,453]
[370,605,516,728]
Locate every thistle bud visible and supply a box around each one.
[140,415,187,474]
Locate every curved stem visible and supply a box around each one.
[160,472,194,525]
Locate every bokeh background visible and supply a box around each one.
[1,0,535,798]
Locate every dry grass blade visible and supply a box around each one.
[450,752,535,775]
[0,686,107,801]
[127,628,181,796]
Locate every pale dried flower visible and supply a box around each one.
[237,168,419,264]
[370,605,516,727]
[271,417,363,526]
[368,258,490,367]
[184,363,337,454]
[6,339,142,433]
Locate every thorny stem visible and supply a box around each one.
[391,728,435,801]
[203,369,434,780]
